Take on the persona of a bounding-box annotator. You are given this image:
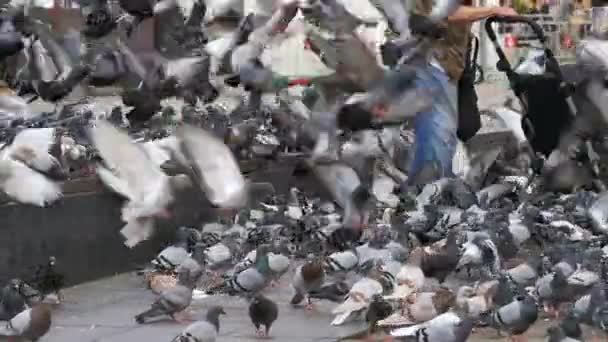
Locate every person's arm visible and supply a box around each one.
[447,5,518,23]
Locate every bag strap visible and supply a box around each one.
[464,35,480,71]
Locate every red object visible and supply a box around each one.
[288,79,311,87]
[561,34,574,49]
[372,104,388,118]
[504,34,518,48]
[304,38,312,50]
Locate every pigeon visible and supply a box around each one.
[308,281,350,303]
[331,275,384,326]
[135,269,197,324]
[26,30,91,103]
[336,68,433,132]
[153,0,202,25]
[206,245,275,296]
[88,48,127,87]
[0,154,62,207]
[390,311,474,341]
[248,294,278,338]
[176,124,275,210]
[0,304,52,341]
[484,294,539,342]
[456,232,501,278]
[148,227,200,273]
[365,293,393,335]
[0,279,38,321]
[28,256,65,303]
[90,120,188,247]
[546,309,583,342]
[412,230,460,283]
[116,0,156,37]
[312,161,375,230]
[80,0,119,39]
[291,257,325,310]
[171,305,226,342]
[456,284,494,320]
[399,287,456,324]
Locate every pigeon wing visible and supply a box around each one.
[89,121,170,211]
[9,127,59,172]
[177,124,247,208]
[0,159,62,207]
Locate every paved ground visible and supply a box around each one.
[38,269,592,342]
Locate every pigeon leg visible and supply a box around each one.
[543,303,559,319]
[255,327,265,338]
[304,295,314,311]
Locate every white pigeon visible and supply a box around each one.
[1,127,61,173]
[331,276,383,326]
[141,136,182,168]
[0,158,62,207]
[0,127,62,207]
[176,124,248,209]
[0,304,52,341]
[90,121,175,248]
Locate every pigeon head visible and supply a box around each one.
[205,305,226,333]
[337,102,373,131]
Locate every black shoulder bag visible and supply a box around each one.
[457,35,482,142]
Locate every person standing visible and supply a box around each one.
[404,1,518,185]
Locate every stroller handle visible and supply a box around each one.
[484,15,547,44]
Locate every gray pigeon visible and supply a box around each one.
[206,245,274,296]
[390,311,474,341]
[0,279,38,321]
[135,269,197,324]
[171,305,226,342]
[150,227,200,273]
[485,295,539,341]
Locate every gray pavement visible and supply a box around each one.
[39,270,569,342]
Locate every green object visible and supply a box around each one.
[271,76,290,90]
[302,86,320,108]
[255,253,271,274]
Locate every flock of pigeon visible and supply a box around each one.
[0,0,608,341]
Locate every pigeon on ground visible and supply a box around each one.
[248,294,278,338]
[484,294,539,342]
[0,304,52,341]
[0,279,38,321]
[308,281,350,303]
[390,311,474,341]
[546,309,583,342]
[206,245,275,296]
[365,294,393,335]
[135,269,198,324]
[412,230,460,283]
[28,256,65,303]
[171,305,226,342]
[149,227,200,273]
[399,287,456,324]
[291,258,325,310]
[331,275,384,326]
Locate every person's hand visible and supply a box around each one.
[493,6,519,16]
